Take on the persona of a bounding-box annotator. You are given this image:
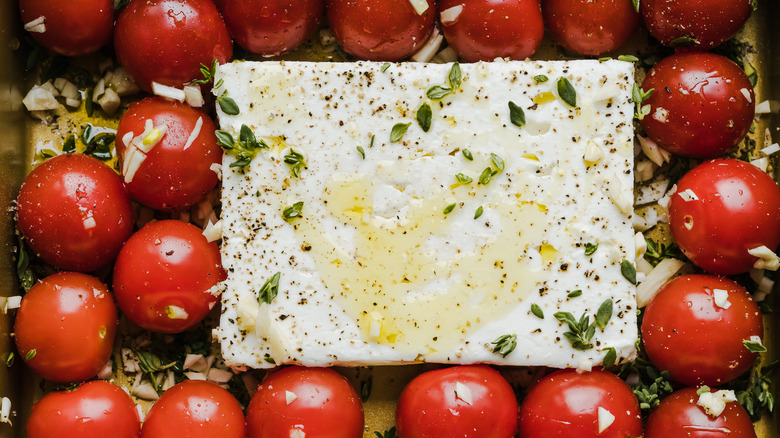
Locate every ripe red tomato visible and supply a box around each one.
[115,97,221,211]
[326,0,436,61]
[113,220,225,333]
[396,365,518,438]
[16,153,133,272]
[14,272,118,383]
[541,0,639,56]
[668,159,780,275]
[640,52,754,158]
[215,0,325,56]
[141,380,245,438]
[27,380,140,438]
[640,0,752,50]
[642,275,763,386]
[438,0,544,62]
[644,387,756,438]
[19,0,113,57]
[246,367,364,438]
[518,369,643,438]
[114,0,233,92]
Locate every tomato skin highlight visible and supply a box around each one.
[326,0,436,61]
[644,387,757,438]
[517,369,643,438]
[114,0,233,92]
[113,220,226,333]
[541,0,639,56]
[141,380,246,438]
[642,275,763,386]
[246,366,364,438]
[14,272,118,383]
[215,0,324,56]
[27,381,141,438]
[116,97,221,211]
[640,0,752,50]
[19,0,114,57]
[640,52,754,158]
[438,0,544,62]
[395,365,518,438]
[668,159,780,275]
[16,153,134,272]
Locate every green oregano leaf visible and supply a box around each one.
[390,122,411,143]
[474,206,484,219]
[531,303,544,319]
[455,173,473,184]
[557,77,577,107]
[462,149,473,161]
[427,85,452,100]
[595,299,613,331]
[283,201,304,221]
[621,259,637,285]
[508,101,526,127]
[602,347,617,368]
[448,62,462,90]
[584,242,598,256]
[443,203,456,215]
[417,102,432,133]
[217,95,240,115]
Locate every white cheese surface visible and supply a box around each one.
[213,60,637,369]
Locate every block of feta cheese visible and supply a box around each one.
[212,60,637,370]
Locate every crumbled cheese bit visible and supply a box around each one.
[635,179,670,206]
[637,258,687,307]
[652,106,669,123]
[657,184,677,210]
[678,189,699,202]
[597,407,615,433]
[152,82,186,102]
[407,0,429,15]
[577,358,593,373]
[182,116,203,151]
[285,390,298,405]
[762,143,780,156]
[454,382,473,405]
[697,389,737,418]
[24,16,46,33]
[440,5,463,24]
[712,288,731,309]
[635,159,656,183]
[290,429,306,438]
[755,100,780,114]
[748,246,780,271]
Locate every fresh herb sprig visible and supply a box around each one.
[632,83,654,120]
[216,125,268,169]
[643,238,682,267]
[283,149,306,178]
[491,334,518,358]
[426,63,462,100]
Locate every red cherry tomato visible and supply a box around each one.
[141,380,246,438]
[640,0,752,50]
[16,153,133,272]
[640,52,754,158]
[19,0,113,57]
[114,0,233,92]
[541,0,639,56]
[438,0,544,62]
[668,159,780,275]
[215,0,324,56]
[645,387,757,438]
[518,369,643,438]
[27,380,140,438]
[115,97,221,211]
[246,367,364,438]
[326,0,436,61]
[113,220,225,333]
[14,272,118,383]
[642,275,763,386]
[396,365,518,438]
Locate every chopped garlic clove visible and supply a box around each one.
[183,116,203,150]
[597,407,615,433]
[24,16,46,33]
[755,100,780,114]
[411,27,444,63]
[0,397,11,426]
[22,84,60,111]
[440,5,463,24]
[637,258,687,307]
[407,0,429,15]
[748,246,780,271]
[184,85,205,107]
[202,219,223,243]
[152,82,186,102]
[286,390,298,405]
[97,88,121,115]
[454,381,472,405]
